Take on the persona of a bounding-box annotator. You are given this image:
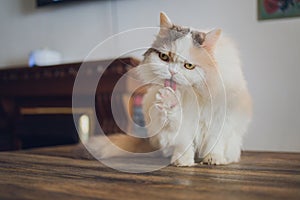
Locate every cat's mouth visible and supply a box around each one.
[164,79,176,91]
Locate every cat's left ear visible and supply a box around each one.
[203,29,222,51]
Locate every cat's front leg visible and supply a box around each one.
[200,137,228,165]
[200,133,242,165]
[154,87,182,132]
[171,145,195,167]
[145,87,181,146]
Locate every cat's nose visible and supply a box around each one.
[168,67,177,75]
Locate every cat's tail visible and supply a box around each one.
[75,134,156,159]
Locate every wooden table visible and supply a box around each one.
[0,145,299,200]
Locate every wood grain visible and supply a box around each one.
[0,146,299,200]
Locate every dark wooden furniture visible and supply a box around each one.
[0,58,139,150]
[0,145,299,200]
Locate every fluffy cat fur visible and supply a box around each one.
[85,12,252,167]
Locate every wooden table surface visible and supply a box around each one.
[0,145,299,200]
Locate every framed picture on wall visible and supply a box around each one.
[258,0,300,20]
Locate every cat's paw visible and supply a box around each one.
[155,87,179,112]
[171,151,195,167]
[172,157,195,167]
[201,153,228,165]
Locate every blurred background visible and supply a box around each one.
[0,0,299,152]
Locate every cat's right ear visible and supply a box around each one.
[159,12,172,36]
[160,12,172,28]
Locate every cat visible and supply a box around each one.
[84,12,252,167]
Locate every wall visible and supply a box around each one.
[0,0,115,67]
[0,0,300,152]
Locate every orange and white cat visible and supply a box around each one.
[86,12,252,167]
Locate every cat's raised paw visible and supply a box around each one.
[155,87,179,112]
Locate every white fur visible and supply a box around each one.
[137,30,252,166]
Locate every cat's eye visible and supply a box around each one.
[158,52,170,62]
[184,63,196,70]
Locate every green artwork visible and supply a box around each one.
[258,0,300,20]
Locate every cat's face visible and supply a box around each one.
[137,13,221,91]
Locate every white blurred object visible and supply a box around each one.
[78,114,90,143]
[29,48,62,67]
